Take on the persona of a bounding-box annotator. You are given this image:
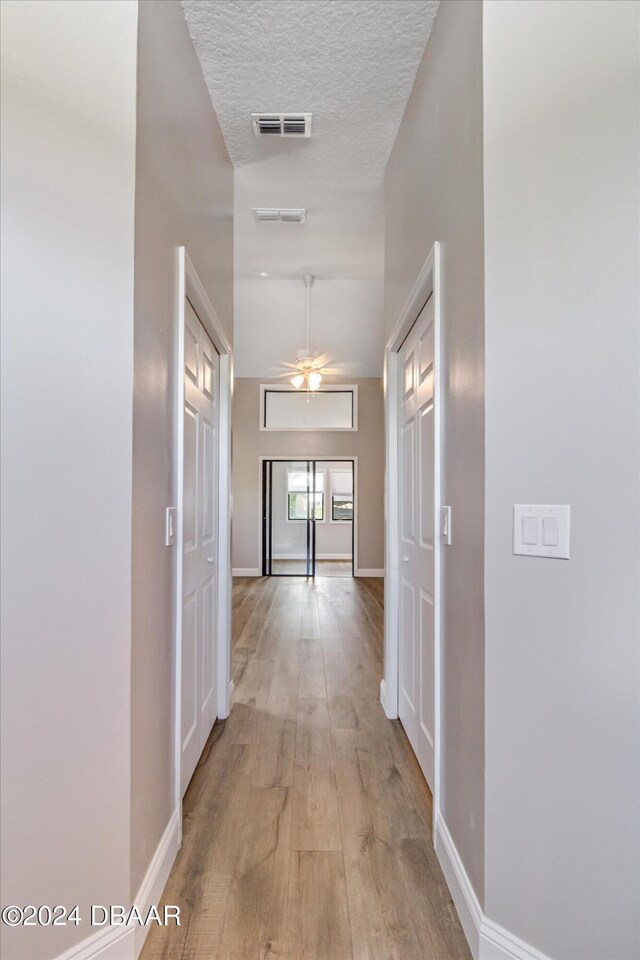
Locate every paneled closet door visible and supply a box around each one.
[398,295,436,791]
[181,298,220,795]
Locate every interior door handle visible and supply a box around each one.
[207,557,214,564]
[403,555,409,562]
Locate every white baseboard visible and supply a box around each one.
[355,568,384,577]
[134,810,181,956]
[271,553,351,561]
[379,679,398,719]
[435,812,483,957]
[56,810,180,959]
[480,919,549,960]
[434,813,549,960]
[56,924,134,960]
[231,553,358,577]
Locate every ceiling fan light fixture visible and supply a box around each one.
[285,275,326,396]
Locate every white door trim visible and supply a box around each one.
[257,456,359,576]
[175,247,232,831]
[382,241,442,828]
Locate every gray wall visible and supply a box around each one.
[132,0,233,893]
[483,1,640,956]
[0,2,138,957]
[385,0,486,903]
[232,379,383,573]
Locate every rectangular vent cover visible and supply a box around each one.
[251,113,312,138]
[253,208,307,223]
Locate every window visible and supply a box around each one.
[261,386,358,431]
[331,469,353,522]
[287,470,325,521]
[332,495,353,521]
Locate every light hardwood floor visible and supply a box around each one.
[141,576,470,960]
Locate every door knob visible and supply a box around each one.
[207,557,214,564]
[403,555,409,562]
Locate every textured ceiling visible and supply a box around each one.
[182,0,439,374]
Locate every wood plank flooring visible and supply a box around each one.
[141,576,470,960]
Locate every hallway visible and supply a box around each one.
[2,3,639,958]
[141,576,470,960]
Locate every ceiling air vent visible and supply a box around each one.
[253,208,307,223]
[251,113,312,138]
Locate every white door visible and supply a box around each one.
[398,295,437,790]
[181,298,219,794]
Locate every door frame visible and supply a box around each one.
[174,247,233,827]
[382,241,442,829]
[259,456,358,577]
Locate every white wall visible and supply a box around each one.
[0,2,138,958]
[483,2,640,957]
[132,0,233,896]
[234,278,384,378]
[270,461,312,560]
[315,463,353,558]
[384,0,486,904]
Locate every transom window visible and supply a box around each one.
[261,385,358,431]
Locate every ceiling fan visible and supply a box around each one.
[275,274,345,393]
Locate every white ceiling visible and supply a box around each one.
[233,277,385,379]
[182,0,439,375]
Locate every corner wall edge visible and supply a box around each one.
[434,813,550,960]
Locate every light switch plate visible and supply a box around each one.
[441,506,452,546]
[513,504,570,559]
[165,507,177,547]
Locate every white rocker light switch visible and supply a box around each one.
[441,506,452,546]
[513,505,570,559]
[165,506,177,546]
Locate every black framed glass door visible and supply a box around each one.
[262,460,316,576]
[262,459,353,577]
